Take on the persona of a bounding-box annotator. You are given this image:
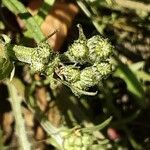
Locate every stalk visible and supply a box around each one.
[6,81,31,150]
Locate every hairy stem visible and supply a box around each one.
[6,81,31,150]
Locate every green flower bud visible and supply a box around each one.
[64,140,74,150]
[37,42,53,63]
[66,24,89,64]
[30,42,53,73]
[30,59,44,73]
[60,65,80,83]
[80,66,101,88]
[46,56,60,76]
[71,75,99,96]
[87,35,113,63]
[82,133,92,146]
[75,136,83,147]
[63,133,83,149]
[96,62,112,77]
[67,41,88,64]
[80,147,87,150]
[71,81,85,96]
[68,135,75,146]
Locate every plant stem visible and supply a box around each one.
[6,81,31,150]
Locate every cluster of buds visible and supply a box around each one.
[65,24,113,64]
[0,25,114,96]
[62,127,94,150]
[0,33,60,78]
[30,41,54,73]
[59,25,114,96]
[60,116,112,150]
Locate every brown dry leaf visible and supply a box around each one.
[35,126,45,140]
[28,0,79,50]
[35,87,48,111]
[22,107,34,127]
[48,100,63,127]
[2,112,13,142]
[34,126,45,150]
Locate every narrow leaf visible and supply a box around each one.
[82,116,112,132]
[34,0,55,25]
[2,0,44,42]
[114,57,145,105]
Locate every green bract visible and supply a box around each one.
[60,65,80,83]
[80,66,101,88]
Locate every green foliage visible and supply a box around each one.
[0,24,114,96]
[0,35,14,80]
[0,21,114,149]
[2,0,44,42]
[0,0,150,149]
[62,117,112,150]
[114,57,145,105]
[34,0,55,25]
[0,58,13,80]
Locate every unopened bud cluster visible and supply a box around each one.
[30,41,53,73]
[61,25,114,95]
[0,25,114,96]
[62,128,94,150]
[65,25,113,64]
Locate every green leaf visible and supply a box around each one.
[34,0,55,25]
[129,61,144,71]
[134,70,150,81]
[114,58,145,105]
[0,58,13,80]
[2,0,44,42]
[82,116,112,132]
